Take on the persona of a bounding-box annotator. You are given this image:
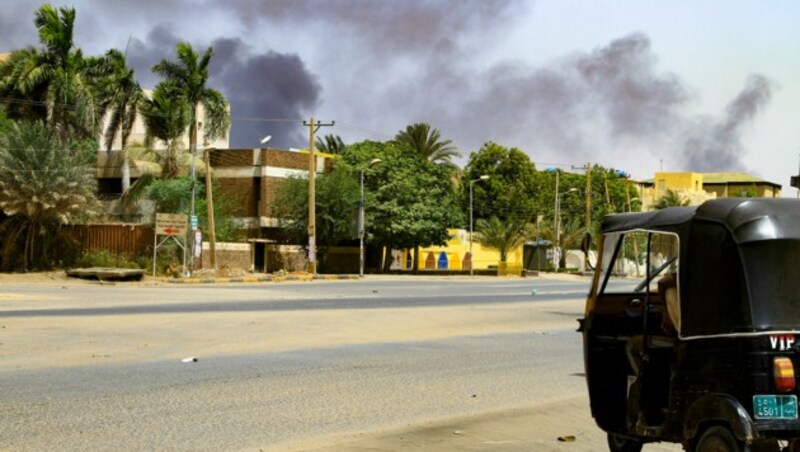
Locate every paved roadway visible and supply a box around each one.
[0,276,678,450]
[0,277,595,316]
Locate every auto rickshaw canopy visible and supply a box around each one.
[599,198,800,338]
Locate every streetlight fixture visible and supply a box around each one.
[260,135,272,145]
[359,158,382,277]
[469,175,490,276]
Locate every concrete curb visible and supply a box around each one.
[312,275,360,281]
[164,274,360,284]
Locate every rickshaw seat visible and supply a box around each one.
[626,334,675,375]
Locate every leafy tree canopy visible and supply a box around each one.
[271,165,360,271]
[145,177,239,242]
[146,177,193,214]
[340,140,463,268]
[462,142,545,224]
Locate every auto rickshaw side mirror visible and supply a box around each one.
[581,232,592,254]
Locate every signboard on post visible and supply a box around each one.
[153,213,188,277]
[156,213,188,236]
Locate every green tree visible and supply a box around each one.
[532,215,586,270]
[462,142,545,225]
[93,49,145,192]
[140,85,189,178]
[654,189,689,210]
[0,5,98,147]
[0,49,48,121]
[341,140,463,272]
[151,42,230,165]
[475,216,529,263]
[0,110,12,136]
[542,166,635,243]
[393,123,461,167]
[0,121,98,270]
[145,177,193,214]
[145,177,238,242]
[272,166,360,271]
[315,134,346,154]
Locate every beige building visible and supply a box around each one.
[100,90,230,151]
[639,172,781,209]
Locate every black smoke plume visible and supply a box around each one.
[683,75,773,171]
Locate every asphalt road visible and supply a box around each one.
[1,331,584,450]
[0,277,594,316]
[0,275,675,450]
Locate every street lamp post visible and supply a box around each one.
[555,187,578,272]
[469,175,490,277]
[359,158,382,277]
[187,147,198,276]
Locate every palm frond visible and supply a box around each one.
[394,122,461,164]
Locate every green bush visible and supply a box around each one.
[74,250,140,269]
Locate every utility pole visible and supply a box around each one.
[204,147,217,270]
[554,170,560,272]
[585,162,591,231]
[302,118,334,274]
[572,162,592,273]
[572,163,591,231]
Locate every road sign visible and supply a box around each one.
[191,215,198,230]
[155,213,188,236]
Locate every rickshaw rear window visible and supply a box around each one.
[599,231,677,295]
[741,240,800,330]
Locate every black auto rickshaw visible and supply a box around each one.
[581,198,800,451]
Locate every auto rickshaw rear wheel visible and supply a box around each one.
[694,426,749,452]
[607,432,643,452]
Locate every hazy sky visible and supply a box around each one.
[1,0,798,190]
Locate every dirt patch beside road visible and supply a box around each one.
[278,397,681,451]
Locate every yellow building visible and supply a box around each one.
[393,228,524,275]
[640,172,781,209]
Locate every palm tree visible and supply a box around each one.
[0,5,98,148]
[654,189,689,210]
[94,49,145,192]
[315,134,346,154]
[475,216,529,263]
[0,48,49,121]
[139,85,189,179]
[394,123,461,166]
[151,42,230,163]
[0,121,98,270]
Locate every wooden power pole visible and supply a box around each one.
[204,148,216,270]
[302,118,334,274]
